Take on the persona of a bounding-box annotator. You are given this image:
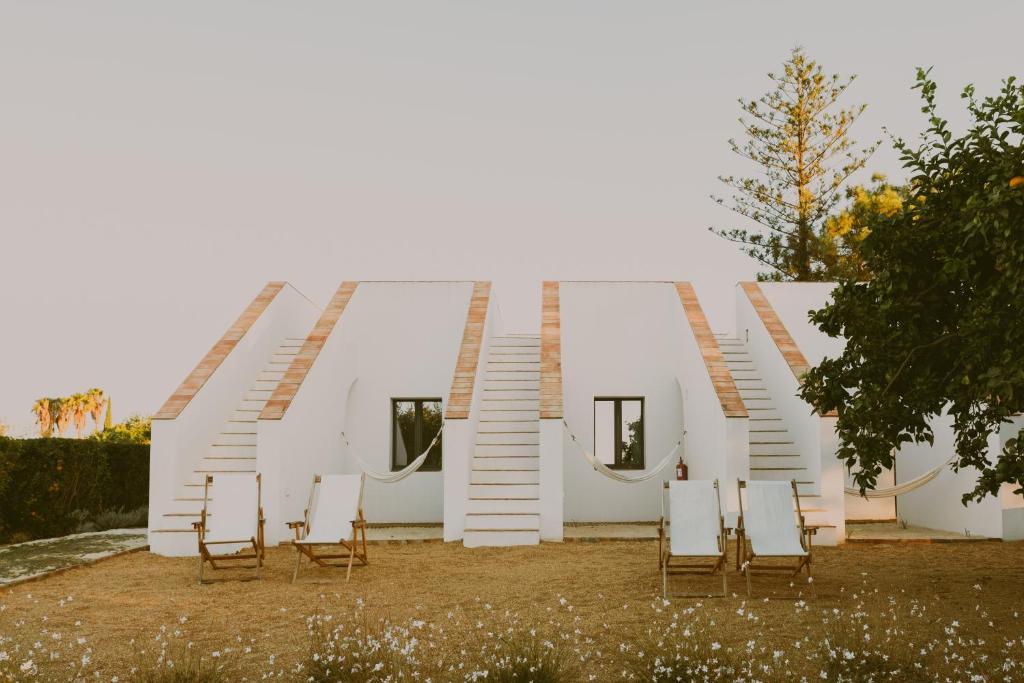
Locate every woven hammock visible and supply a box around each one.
[340,424,444,483]
[563,420,682,483]
[844,453,958,498]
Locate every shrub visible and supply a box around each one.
[0,437,149,543]
[72,506,149,533]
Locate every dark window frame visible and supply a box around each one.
[593,397,645,470]
[390,398,443,472]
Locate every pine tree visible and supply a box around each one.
[104,398,113,431]
[711,47,876,281]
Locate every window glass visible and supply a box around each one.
[593,398,645,470]
[391,399,443,472]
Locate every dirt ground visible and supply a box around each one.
[2,539,1023,679]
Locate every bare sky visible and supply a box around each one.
[0,1,1018,435]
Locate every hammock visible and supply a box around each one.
[844,453,958,498]
[563,420,682,483]
[340,424,444,483]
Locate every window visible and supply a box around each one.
[391,399,443,472]
[594,397,644,470]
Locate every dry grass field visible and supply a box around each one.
[2,539,1023,680]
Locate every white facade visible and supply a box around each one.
[149,279,1023,555]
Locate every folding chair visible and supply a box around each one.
[193,472,265,584]
[288,474,368,582]
[658,480,729,598]
[736,479,814,596]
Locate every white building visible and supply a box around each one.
[148,280,1023,556]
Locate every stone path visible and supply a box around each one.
[0,528,148,586]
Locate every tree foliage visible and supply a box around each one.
[821,174,906,281]
[91,413,151,444]
[799,71,1024,502]
[712,47,876,281]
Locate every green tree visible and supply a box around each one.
[799,71,1024,502]
[103,398,113,431]
[712,47,876,281]
[92,414,152,444]
[32,398,54,437]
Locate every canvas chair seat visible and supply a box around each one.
[289,473,368,582]
[736,480,814,597]
[659,480,728,598]
[193,472,265,584]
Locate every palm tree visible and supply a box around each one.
[51,398,73,438]
[32,398,54,437]
[69,393,90,438]
[87,388,106,434]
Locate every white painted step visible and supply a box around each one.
[477,421,539,433]
[469,483,539,499]
[476,432,539,445]
[464,530,539,547]
[749,442,799,456]
[475,444,539,457]
[747,432,793,443]
[205,444,257,457]
[481,400,539,411]
[484,381,540,391]
[479,410,540,422]
[471,470,539,484]
[473,456,540,470]
[485,369,540,378]
[466,497,539,514]
[465,513,540,530]
[482,390,538,401]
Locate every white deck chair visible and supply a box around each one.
[193,473,265,584]
[658,480,728,598]
[288,474,368,582]
[736,480,814,596]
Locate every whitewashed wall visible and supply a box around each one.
[150,284,320,552]
[258,282,473,543]
[559,282,693,522]
[999,416,1024,540]
[753,283,895,524]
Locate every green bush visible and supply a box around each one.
[0,437,149,544]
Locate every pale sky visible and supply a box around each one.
[0,2,1018,436]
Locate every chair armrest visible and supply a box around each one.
[191,521,203,531]
[286,521,305,529]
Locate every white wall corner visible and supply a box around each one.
[539,418,565,540]
[816,417,846,545]
[722,416,750,526]
[442,419,471,542]
[255,418,285,545]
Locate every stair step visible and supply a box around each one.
[483,368,540,378]
[467,498,539,514]
[482,390,539,400]
[213,432,258,445]
[250,380,280,391]
[206,445,257,457]
[464,530,539,547]
[484,381,540,391]
[473,456,540,470]
[476,432,539,446]
[475,444,539,457]
[469,483,539,499]
[464,513,540,530]
[479,410,540,422]
[747,433,794,443]
[481,400,539,411]
[471,470,539,484]
[749,443,799,456]
[491,339,540,347]
[258,371,286,381]
[476,421,539,433]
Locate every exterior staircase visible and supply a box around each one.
[150,338,305,542]
[463,335,541,547]
[716,334,830,528]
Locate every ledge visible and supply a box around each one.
[674,282,748,418]
[445,281,492,419]
[259,281,359,420]
[155,282,286,420]
[539,281,563,419]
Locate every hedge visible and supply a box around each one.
[0,437,149,544]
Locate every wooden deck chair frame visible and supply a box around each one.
[192,473,265,585]
[658,480,729,598]
[288,474,369,582]
[735,479,815,597]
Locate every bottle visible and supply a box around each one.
[676,457,688,481]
